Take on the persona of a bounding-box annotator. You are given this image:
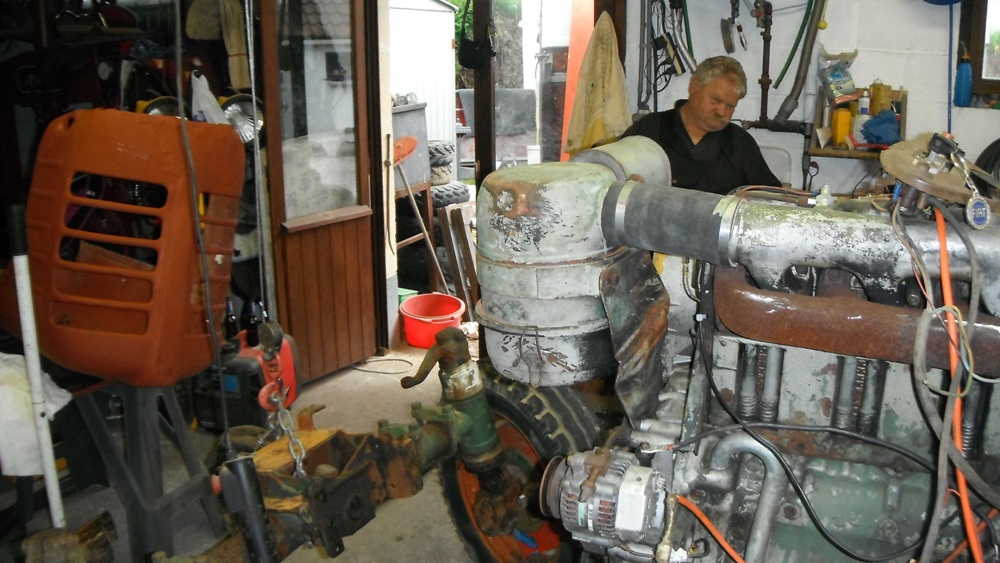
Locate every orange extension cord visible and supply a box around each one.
[676,495,746,563]
[936,208,985,563]
[943,508,999,563]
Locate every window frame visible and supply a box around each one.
[960,0,1000,96]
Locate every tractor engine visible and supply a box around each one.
[476,135,1000,561]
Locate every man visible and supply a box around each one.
[621,56,780,195]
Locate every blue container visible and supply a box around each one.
[955,56,973,107]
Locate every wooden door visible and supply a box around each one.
[261,0,382,382]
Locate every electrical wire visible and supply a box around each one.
[913,199,993,561]
[945,509,1000,563]
[890,201,935,307]
[669,422,934,472]
[774,0,813,88]
[350,356,415,375]
[935,207,985,562]
[694,264,924,562]
[173,0,233,459]
[676,494,746,563]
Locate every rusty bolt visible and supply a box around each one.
[878,519,898,538]
[782,504,799,520]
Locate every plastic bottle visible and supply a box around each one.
[223,297,239,340]
[241,298,264,347]
[955,53,973,108]
[852,90,870,143]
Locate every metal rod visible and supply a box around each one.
[707,433,788,563]
[759,346,783,423]
[832,356,857,429]
[6,205,65,529]
[737,344,759,420]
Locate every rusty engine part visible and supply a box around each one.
[479,134,1000,561]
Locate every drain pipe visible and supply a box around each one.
[773,0,826,126]
[701,433,788,563]
[742,0,813,186]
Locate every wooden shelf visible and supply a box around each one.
[809,88,907,161]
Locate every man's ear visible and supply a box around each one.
[687,78,699,97]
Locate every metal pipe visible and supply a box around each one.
[5,205,65,529]
[774,0,827,124]
[737,344,759,420]
[759,346,784,423]
[832,356,857,429]
[707,433,788,563]
[857,360,885,436]
[755,1,773,124]
[712,265,1000,377]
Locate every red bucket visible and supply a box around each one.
[399,293,466,348]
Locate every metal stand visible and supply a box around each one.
[77,384,227,561]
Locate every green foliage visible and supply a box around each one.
[453,0,521,40]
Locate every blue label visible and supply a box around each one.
[967,198,991,229]
[223,374,240,394]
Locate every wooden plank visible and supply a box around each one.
[438,206,472,321]
[357,218,377,356]
[345,220,365,362]
[451,204,479,307]
[282,205,372,233]
[283,236,310,379]
[316,225,337,374]
[330,222,351,366]
[300,229,324,380]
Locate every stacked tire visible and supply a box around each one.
[397,178,472,294]
[429,140,455,186]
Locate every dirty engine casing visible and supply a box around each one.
[476,136,1000,561]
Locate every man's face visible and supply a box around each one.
[686,75,742,134]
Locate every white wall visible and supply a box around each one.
[624,0,1000,193]
[389,0,458,146]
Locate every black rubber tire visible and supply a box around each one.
[429,140,456,167]
[424,181,471,209]
[396,182,470,220]
[440,365,600,562]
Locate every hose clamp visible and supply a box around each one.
[613,179,639,247]
[715,195,745,265]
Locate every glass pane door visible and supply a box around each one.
[278,0,358,220]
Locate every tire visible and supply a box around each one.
[440,364,600,562]
[429,140,456,167]
[431,165,452,186]
[423,181,471,209]
[396,182,470,218]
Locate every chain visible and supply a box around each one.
[951,151,980,196]
[256,383,307,477]
[273,385,307,477]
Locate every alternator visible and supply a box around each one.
[540,448,667,561]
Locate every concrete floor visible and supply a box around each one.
[9,343,479,562]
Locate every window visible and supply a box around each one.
[960,0,1000,96]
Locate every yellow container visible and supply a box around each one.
[870,83,892,116]
[832,108,851,147]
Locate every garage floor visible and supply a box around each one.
[10,342,479,562]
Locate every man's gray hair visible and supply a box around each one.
[693,56,748,99]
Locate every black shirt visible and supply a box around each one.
[621,100,781,195]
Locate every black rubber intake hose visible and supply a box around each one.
[601,180,733,264]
